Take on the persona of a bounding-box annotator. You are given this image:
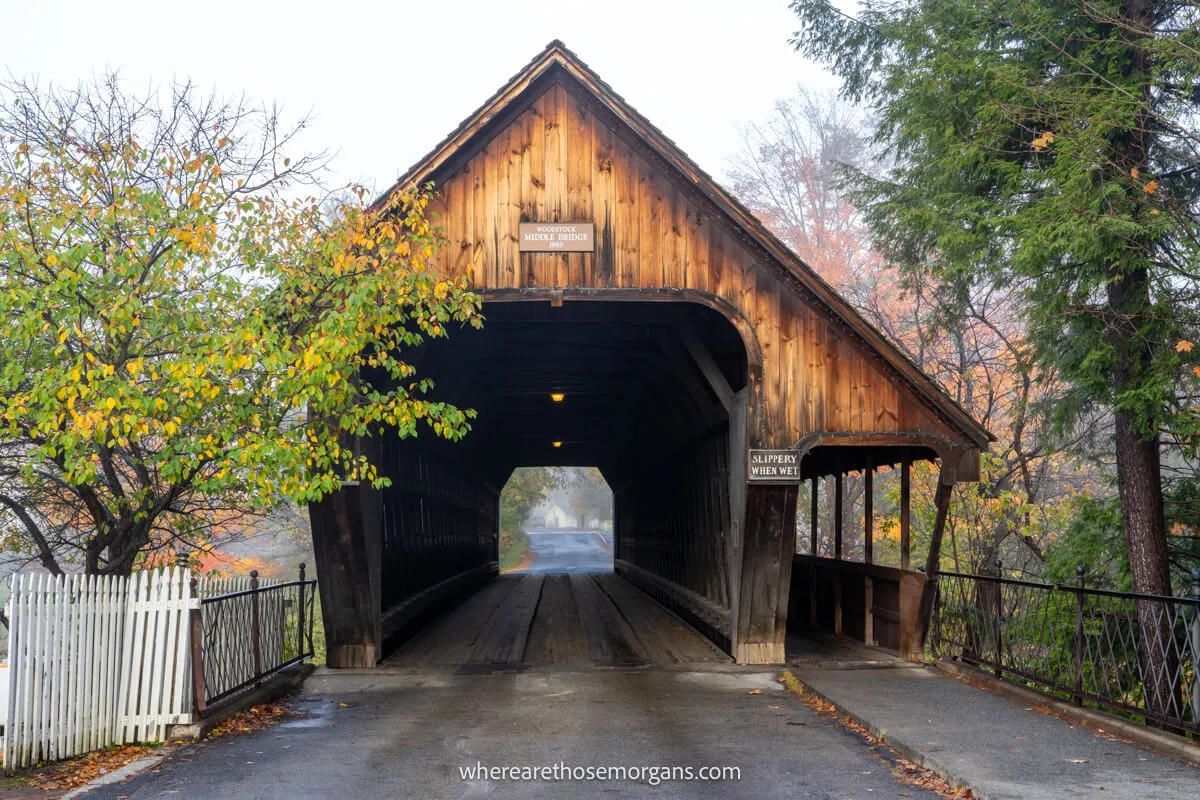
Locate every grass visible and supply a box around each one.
[499,528,530,572]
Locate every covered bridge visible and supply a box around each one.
[309,42,991,668]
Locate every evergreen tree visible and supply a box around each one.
[789,0,1200,723]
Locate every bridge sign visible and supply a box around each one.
[748,450,801,483]
[518,222,595,252]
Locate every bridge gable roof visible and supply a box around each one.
[378,41,993,450]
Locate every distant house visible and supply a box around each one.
[529,498,572,529]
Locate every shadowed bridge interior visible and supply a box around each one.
[311,299,756,667]
[412,299,747,481]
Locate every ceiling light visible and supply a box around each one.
[552,441,562,448]
[550,392,565,402]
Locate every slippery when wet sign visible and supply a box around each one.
[747,450,801,483]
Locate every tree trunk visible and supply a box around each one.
[1112,409,1180,727]
[1109,265,1179,728]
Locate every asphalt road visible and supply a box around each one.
[518,528,613,574]
[87,667,942,800]
[71,533,939,798]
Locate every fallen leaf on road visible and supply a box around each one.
[209,701,291,739]
[1066,759,1091,764]
[21,744,154,793]
[747,689,762,695]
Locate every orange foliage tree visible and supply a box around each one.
[729,88,1095,575]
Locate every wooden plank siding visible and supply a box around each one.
[379,40,988,460]
[424,84,964,453]
[423,81,972,453]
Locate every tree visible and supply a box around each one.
[790,0,1200,723]
[563,467,611,529]
[0,74,482,575]
[730,86,1088,577]
[499,467,564,567]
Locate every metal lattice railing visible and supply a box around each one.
[191,566,316,711]
[929,567,1200,734]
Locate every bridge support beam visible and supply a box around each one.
[734,482,799,663]
[309,483,382,668]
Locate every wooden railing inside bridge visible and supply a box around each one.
[787,460,933,660]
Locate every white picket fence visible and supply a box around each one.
[3,568,195,769]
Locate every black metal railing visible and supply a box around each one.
[928,566,1200,734]
[190,565,316,713]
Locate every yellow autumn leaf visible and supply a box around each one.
[1176,340,1194,353]
[1143,180,1158,195]
[1031,131,1055,151]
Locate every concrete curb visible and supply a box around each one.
[933,658,1200,767]
[58,754,166,799]
[165,662,314,741]
[782,669,987,799]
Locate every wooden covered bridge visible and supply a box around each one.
[309,42,992,669]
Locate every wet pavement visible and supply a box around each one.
[85,666,944,800]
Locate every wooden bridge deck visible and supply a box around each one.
[384,573,731,667]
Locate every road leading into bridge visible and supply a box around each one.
[86,666,945,800]
[73,530,945,799]
[520,527,614,574]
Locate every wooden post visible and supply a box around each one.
[834,473,843,560]
[734,482,799,663]
[809,477,818,556]
[864,571,874,646]
[864,461,874,565]
[898,570,927,661]
[864,460,874,644]
[189,576,207,716]
[309,483,383,668]
[809,477,818,628]
[900,460,911,571]
[726,388,749,657]
[250,570,262,681]
[833,473,843,635]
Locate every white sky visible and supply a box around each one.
[4,0,837,192]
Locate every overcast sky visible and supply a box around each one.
[4,0,837,192]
